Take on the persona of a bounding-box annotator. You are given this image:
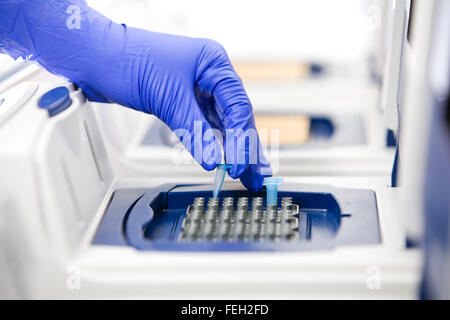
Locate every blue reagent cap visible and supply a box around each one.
[38,86,72,117]
[263,177,283,206]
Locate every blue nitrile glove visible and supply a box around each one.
[0,0,272,191]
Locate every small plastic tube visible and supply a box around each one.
[263,177,283,206]
[212,164,232,198]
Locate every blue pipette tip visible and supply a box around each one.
[212,164,232,198]
[263,177,283,206]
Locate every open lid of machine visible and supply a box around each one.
[380,0,411,132]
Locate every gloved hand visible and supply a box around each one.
[0,0,272,191]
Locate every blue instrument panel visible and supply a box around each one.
[92,183,380,251]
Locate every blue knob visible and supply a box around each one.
[38,86,72,117]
